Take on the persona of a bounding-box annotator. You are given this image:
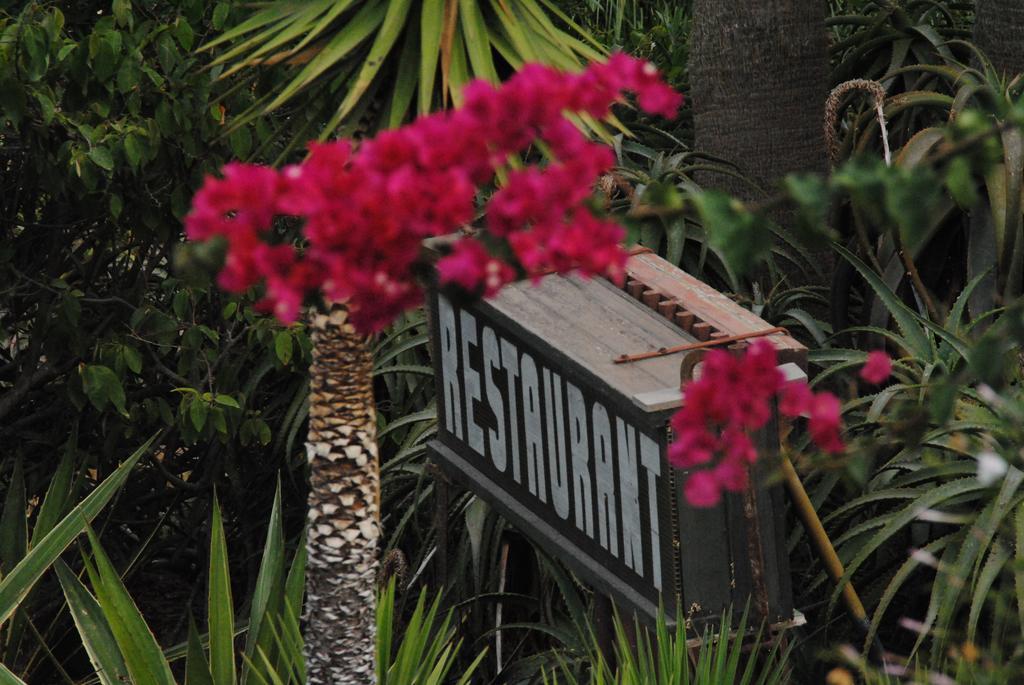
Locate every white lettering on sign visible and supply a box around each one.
[437,294,664,589]
[500,338,522,483]
[482,327,507,472]
[543,369,570,520]
[640,433,662,591]
[438,296,462,440]
[460,309,485,457]
[592,403,617,555]
[567,382,594,538]
[616,418,643,575]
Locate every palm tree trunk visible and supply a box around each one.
[304,305,380,684]
[974,0,1024,79]
[689,0,828,201]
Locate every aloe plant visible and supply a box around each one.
[826,3,1024,322]
[801,248,1024,663]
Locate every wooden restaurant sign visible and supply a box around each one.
[426,251,806,627]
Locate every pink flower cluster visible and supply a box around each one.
[860,350,892,384]
[186,54,682,331]
[669,341,845,507]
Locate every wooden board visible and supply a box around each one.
[427,283,679,622]
[485,274,697,408]
[422,248,803,630]
[622,252,808,369]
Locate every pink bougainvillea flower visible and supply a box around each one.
[186,54,683,332]
[860,350,892,384]
[779,380,814,417]
[671,340,847,507]
[435,240,516,297]
[713,456,749,491]
[667,425,717,469]
[684,470,723,508]
[808,392,845,454]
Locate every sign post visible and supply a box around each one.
[425,250,805,631]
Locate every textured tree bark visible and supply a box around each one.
[304,305,380,684]
[689,1,829,201]
[974,0,1024,79]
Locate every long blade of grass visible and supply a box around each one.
[263,0,388,113]
[0,459,27,575]
[0,434,156,626]
[459,0,498,83]
[241,482,284,685]
[185,613,214,685]
[201,3,299,52]
[327,0,414,130]
[0,663,27,685]
[384,13,420,128]
[54,560,130,685]
[84,527,175,685]
[419,0,445,113]
[31,440,75,547]
[208,497,236,685]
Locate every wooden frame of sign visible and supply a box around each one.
[424,249,806,630]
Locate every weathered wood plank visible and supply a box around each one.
[624,253,807,369]
[487,275,697,400]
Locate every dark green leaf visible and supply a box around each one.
[122,346,143,374]
[212,3,230,31]
[690,190,772,276]
[112,0,132,28]
[274,331,293,366]
[156,33,178,74]
[229,126,252,158]
[174,18,195,51]
[88,146,114,171]
[945,155,979,209]
[116,59,140,93]
[81,365,127,416]
[784,173,834,245]
[189,398,208,432]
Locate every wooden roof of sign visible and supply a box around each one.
[485,274,696,412]
[619,251,808,371]
[423,238,807,403]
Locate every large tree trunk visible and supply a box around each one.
[304,305,380,684]
[689,1,829,201]
[974,0,1024,79]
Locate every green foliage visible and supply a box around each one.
[799,253,1024,666]
[377,581,486,684]
[0,438,154,626]
[50,486,306,685]
[204,0,609,151]
[40,487,483,685]
[0,1,309,679]
[545,606,790,685]
[0,437,154,682]
[824,3,1024,320]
